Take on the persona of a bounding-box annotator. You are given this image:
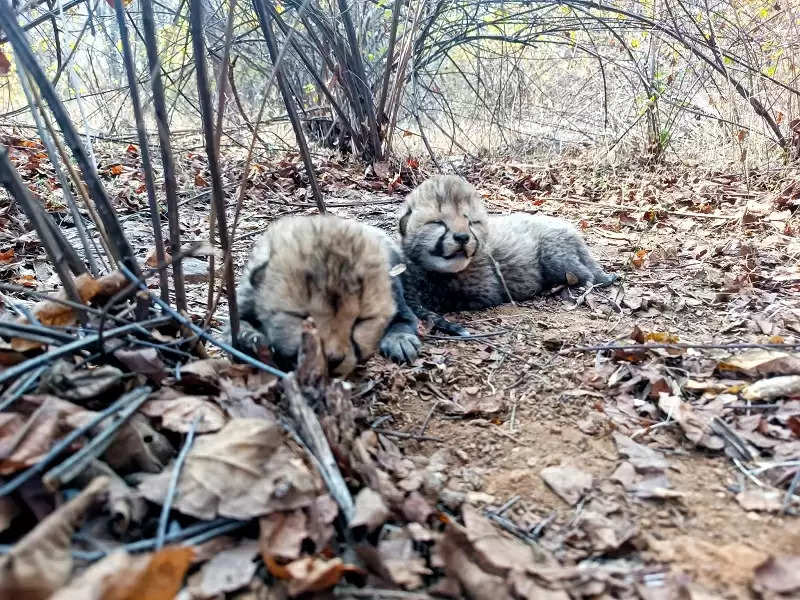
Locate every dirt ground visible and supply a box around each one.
[153,155,795,598]
[226,158,800,598]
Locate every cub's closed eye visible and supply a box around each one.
[285,311,309,319]
[426,220,447,227]
[470,220,483,225]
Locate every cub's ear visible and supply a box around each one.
[398,207,411,236]
[248,260,269,289]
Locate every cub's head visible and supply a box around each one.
[398,175,488,273]
[246,215,395,377]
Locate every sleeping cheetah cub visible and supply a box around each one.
[234,214,420,377]
[399,175,616,334]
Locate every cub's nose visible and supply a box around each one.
[452,232,470,245]
[327,354,345,372]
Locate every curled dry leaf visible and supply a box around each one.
[138,418,319,520]
[742,375,800,401]
[658,396,724,450]
[140,394,226,434]
[540,466,593,506]
[0,476,109,600]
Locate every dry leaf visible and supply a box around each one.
[718,350,800,377]
[350,487,390,533]
[114,347,167,384]
[736,489,783,513]
[103,413,175,474]
[0,248,14,263]
[0,51,10,76]
[189,541,259,597]
[658,396,724,450]
[0,496,19,534]
[540,466,593,505]
[107,546,194,600]
[753,555,800,594]
[259,510,308,562]
[140,395,226,433]
[285,556,363,596]
[138,418,319,519]
[377,535,432,589]
[613,432,669,473]
[0,396,95,475]
[742,375,800,401]
[0,477,109,599]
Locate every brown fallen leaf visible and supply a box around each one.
[9,272,128,352]
[138,418,319,519]
[140,394,226,433]
[736,488,783,513]
[377,534,432,589]
[350,486,390,534]
[0,396,95,475]
[753,555,800,594]
[188,540,260,598]
[285,556,364,596]
[39,361,126,403]
[658,395,724,450]
[259,510,308,562]
[0,496,19,534]
[114,347,167,385]
[540,465,593,505]
[0,477,109,600]
[613,433,669,473]
[307,494,338,553]
[439,521,512,600]
[742,375,800,401]
[103,413,175,474]
[442,390,505,417]
[718,350,800,377]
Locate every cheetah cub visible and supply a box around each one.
[234,214,420,377]
[398,175,616,334]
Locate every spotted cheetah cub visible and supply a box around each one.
[399,175,616,334]
[234,214,420,377]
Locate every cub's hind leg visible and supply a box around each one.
[575,245,617,287]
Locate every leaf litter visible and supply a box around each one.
[2,150,800,598]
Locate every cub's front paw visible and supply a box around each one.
[380,331,422,363]
[233,324,273,363]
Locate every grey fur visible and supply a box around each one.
[399,175,616,333]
